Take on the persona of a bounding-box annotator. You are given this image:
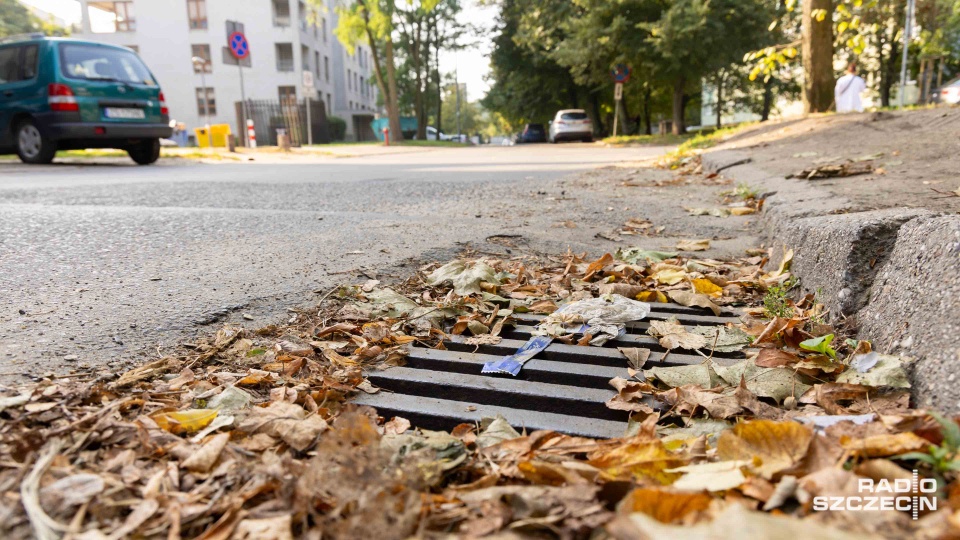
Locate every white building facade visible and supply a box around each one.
[73,0,380,141]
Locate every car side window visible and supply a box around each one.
[0,46,20,86]
[21,45,39,80]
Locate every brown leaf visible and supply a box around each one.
[716,419,814,479]
[616,487,712,523]
[584,253,614,280]
[754,348,800,368]
[667,290,721,316]
[676,239,710,252]
[238,402,328,451]
[383,416,411,435]
[599,283,646,298]
[648,319,707,350]
[607,377,657,413]
[619,348,651,370]
[840,432,929,458]
[588,439,686,483]
[233,515,293,540]
[180,432,230,473]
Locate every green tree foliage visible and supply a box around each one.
[482,0,593,129]
[485,0,773,135]
[324,0,405,141]
[0,0,40,37]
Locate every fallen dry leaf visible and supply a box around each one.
[716,419,814,479]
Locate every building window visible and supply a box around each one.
[298,1,307,31]
[360,76,365,96]
[196,87,216,116]
[272,0,291,26]
[301,45,310,71]
[88,1,135,33]
[278,86,297,104]
[348,101,352,110]
[324,56,329,83]
[347,69,352,91]
[322,17,327,42]
[275,43,294,72]
[191,44,212,73]
[326,93,331,113]
[314,51,320,78]
[313,9,318,38]
[187,0,207,29]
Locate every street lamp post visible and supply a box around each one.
[898,0,915,108]
[192,56,214,148]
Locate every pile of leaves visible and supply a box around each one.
[0,248,958,539]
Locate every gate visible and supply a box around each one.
[235,98,330,147]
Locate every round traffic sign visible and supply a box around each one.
[611,64,631,83]
[228,31,250,59]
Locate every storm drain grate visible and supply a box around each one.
[353,304,744,439]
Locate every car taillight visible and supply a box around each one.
[48,83,78,112]
[584,118,592,123]
[158,91,169,116]
[557,121,567,126]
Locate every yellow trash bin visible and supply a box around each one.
[194,124,232,148]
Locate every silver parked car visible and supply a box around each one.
[548,109,593,143]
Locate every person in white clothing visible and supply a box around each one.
[835,62,867,113]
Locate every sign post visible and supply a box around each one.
[610,64,631,137]
[302,70,315,146]
[226,22,251,145]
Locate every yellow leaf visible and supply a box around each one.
[637,290,668,303]
[153,409,219,435]
[617,487,713,523]
[691,278,723,298]
[730,207,756,216]
[840,432,929,458]
[654,269,686,285]
[588,440,687,484]
[716,420,813,479]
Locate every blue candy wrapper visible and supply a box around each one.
[481,334,554,376]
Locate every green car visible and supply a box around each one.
[0,34,172,165]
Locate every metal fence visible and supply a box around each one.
[235,99,330,147]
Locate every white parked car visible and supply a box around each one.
[548,109,593,143]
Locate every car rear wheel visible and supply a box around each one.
[128,139,160,165]
[15,119,56,165]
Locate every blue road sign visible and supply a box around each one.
[228,31,249,59]
[611,64,632,83]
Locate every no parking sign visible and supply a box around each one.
[228,31,250,59]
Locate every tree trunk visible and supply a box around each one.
[413,19,427,140]
[761,77,774,121]
[715,71,724,129]
[385,39,403,142]
[590,92,605,135]
[879,29,898,107]
[672,76,686,135]
[642,84,652,135]
[802,0,835,113]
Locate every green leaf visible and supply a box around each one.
[799,334,837,359]
[932,411,960,450]
[895,451,937,465]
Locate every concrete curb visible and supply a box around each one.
[702,149,960,412]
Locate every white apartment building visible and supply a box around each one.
[72,0,380,141]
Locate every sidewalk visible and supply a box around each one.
[700,107,959,413]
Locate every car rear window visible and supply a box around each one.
[561,112,588,120]
[60,44,156,86]
[527,124,545,133]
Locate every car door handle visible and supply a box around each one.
[2,91,13,97]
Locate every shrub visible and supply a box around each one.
[328,116,347,141]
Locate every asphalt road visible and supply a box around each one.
[1,143,679,380]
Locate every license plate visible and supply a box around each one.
[104,107,145,119]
